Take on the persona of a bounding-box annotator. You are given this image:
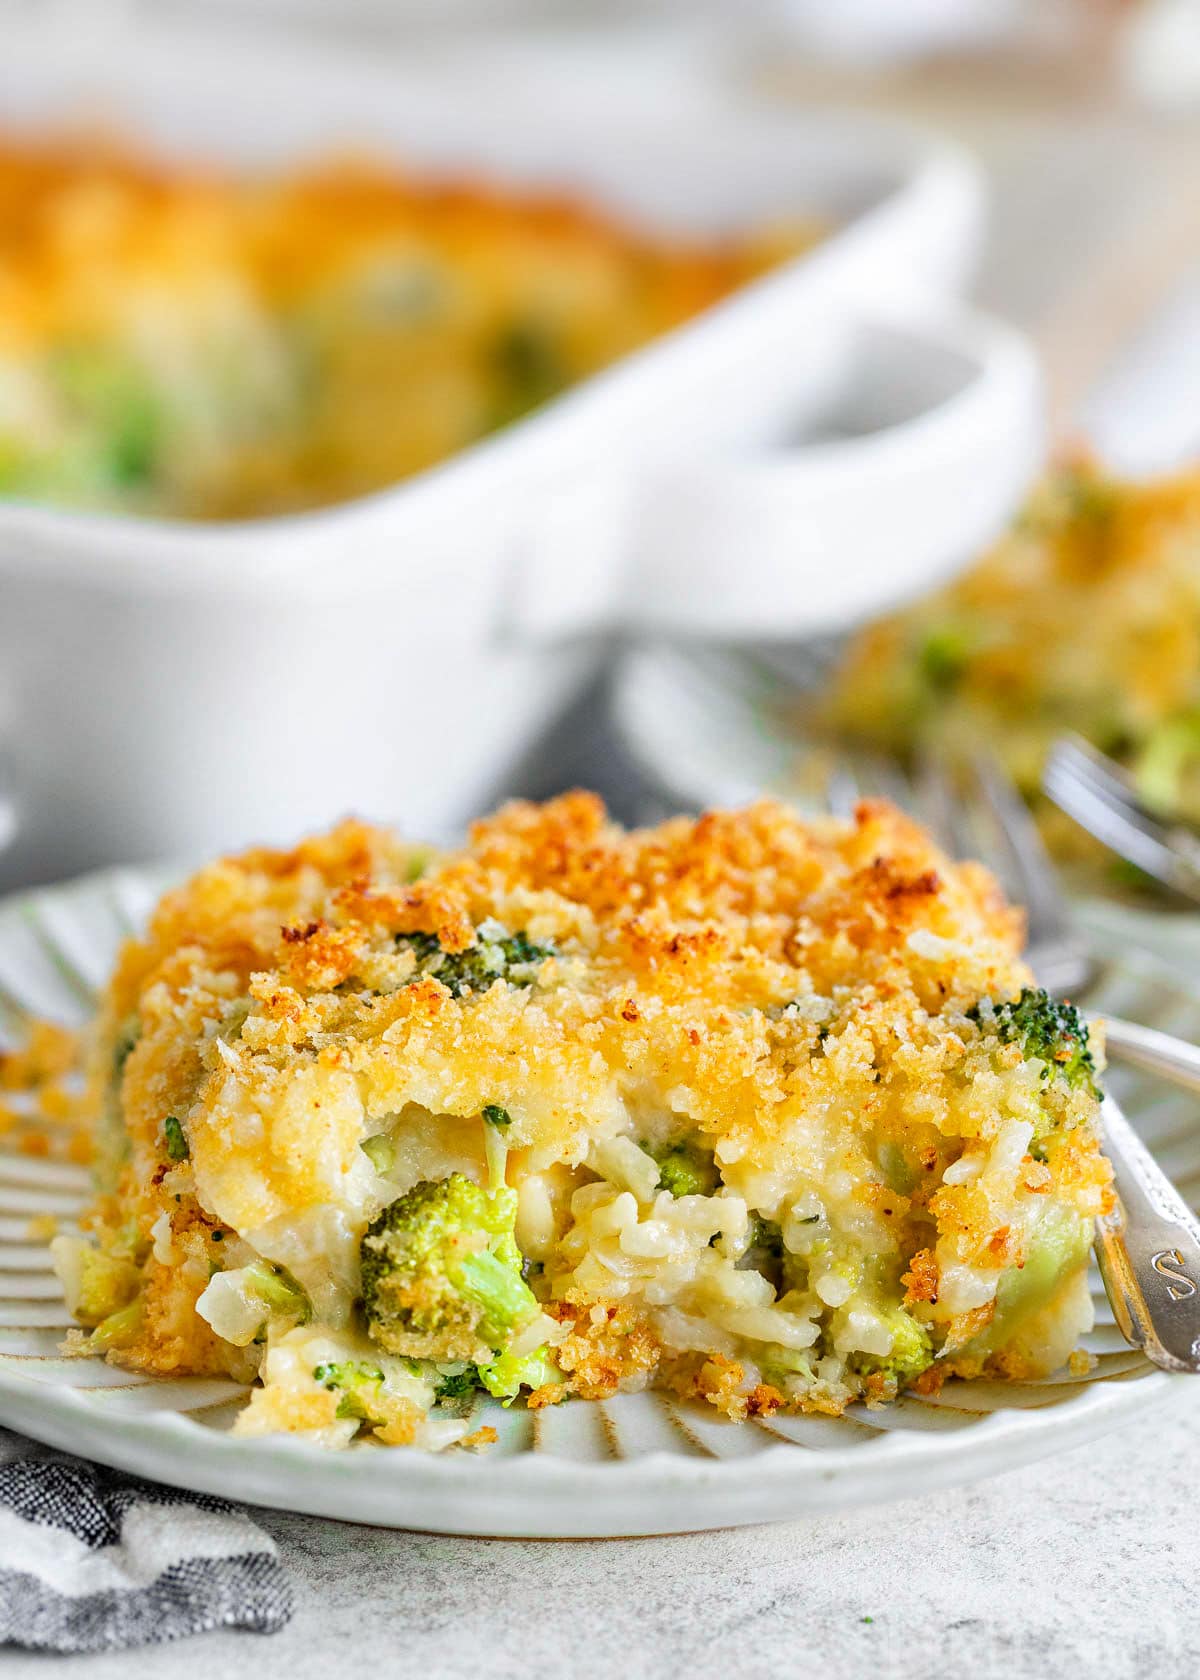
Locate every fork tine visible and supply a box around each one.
[823,762,860,820]
[1047,736,1169,840]
[1043,738,1198,894]
[912,750,973,861]
[969,749,1067,933]
[1053,732,1138,789]
[853,751,912,811]
[821,749,916,821]
[965,749,1093,994]
[1045,736,1189,853]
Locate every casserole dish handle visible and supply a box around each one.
[508,299,1043,642]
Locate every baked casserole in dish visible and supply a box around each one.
[0,137,808,519]
[49,795,1113,1451]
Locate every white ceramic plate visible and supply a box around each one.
[0,865,1191,1536]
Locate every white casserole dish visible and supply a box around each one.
[0,20,1038,885]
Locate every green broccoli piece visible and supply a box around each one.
[95,1013,141,1190]
[482,1104,513,1130]
[312,1359,386,1421]
[360,1133,396,1175]
[489,318,568,428]
[70,1245,141,1327]
[243,1260,311,1329]
[746,1214,784,1259]
[112,1016,140,1079]
[850,1304,933,1393]
[51,343,162,491]
[877,1141,917,1194]
[162,1115,189,1162]
[478,1345,560,1403]
[360,1173,539,1362]
[433,1366,485,1406]
[733,1215,809,1296]
[432,1346,560,1409]
[915,621,977,696]
[1061,464,1118,529]
[89,1298,145,1353]
[1132,709,1200,818]
[759,1343,816,1389]
[397,924,553,998]
[968,986,1098,1096]
[644,1138,721,1198]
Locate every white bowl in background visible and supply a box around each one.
[0,18,1038,886]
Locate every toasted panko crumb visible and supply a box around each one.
[549,1295,661,1400]
[458,1425,499,1453]
[0,1022,78,1090]
[666,1353,753,1421]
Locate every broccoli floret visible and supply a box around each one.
[397,923,554,999]
[482,1104,513,1130]
[644,1138,720,1198]
[851,1305,933,1394]
[968,987,1098,1096]
[360,1174,539,1363]
[312,1359,386,1421]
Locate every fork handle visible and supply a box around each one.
[1102,1014,1200,1095]
[1094,1095,1200,1373]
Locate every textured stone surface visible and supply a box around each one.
[4,1389,1198,1677]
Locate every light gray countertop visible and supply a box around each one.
[5,1386,1198,1678]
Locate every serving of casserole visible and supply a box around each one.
[46,794,1112,1453]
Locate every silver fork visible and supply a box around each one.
[828,746,1200,1375]
[1044,732,1200,903]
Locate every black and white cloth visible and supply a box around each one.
[0,1459,292,1652]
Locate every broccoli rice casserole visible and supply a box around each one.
[51,795,1113,1451]
[823,461,1200,856]
[0,136,808,520]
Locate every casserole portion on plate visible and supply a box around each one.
[50,796,1113,1451]
[0,137,808,519]
[821,461,1200,856]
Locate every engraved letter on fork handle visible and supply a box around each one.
[1094,1096,1200,1372]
